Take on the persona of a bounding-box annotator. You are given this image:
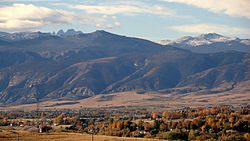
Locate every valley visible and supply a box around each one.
[1,1,250,140]
[1,91,249,111]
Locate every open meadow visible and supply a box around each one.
[1,90,249,111]
[0,130,160,141]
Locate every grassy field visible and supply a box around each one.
[1,90,249,111]
[0,131,161,141]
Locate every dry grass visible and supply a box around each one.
[1,91,249,111]
[0,131,160,141]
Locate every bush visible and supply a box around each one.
[188,129,200,140]
[223,135,246,141]
[205,139,217,141]
[150,128,159,135]
[163,131,188,140]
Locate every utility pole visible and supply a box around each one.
[30,82,40,133]
[36,89,40,133]
[78,106,82,120]
[35,84,40,141]
[90,129,94,141]
[37,98,39,126]
[91,133,94,141]
[17,133,19,141]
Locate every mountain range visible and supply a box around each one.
[0,30,249,105]
[159,33,250,53]
[0,29,84,42]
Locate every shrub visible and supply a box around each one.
[223,135,246,141]
[188,129,200,140]
[163,131,188,140]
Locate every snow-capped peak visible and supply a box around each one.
[158,33,235,46]
[240,39,250,46]
[0,29,84,41]
[175,36,193,43]
[198,33,232,43]
[0,31,52,41]
[199,33,224,39]
[157,39,172,45]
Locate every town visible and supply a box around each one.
[0,105,249,140]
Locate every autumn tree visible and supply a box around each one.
[137,120,144,130]
[116,121,124,130]
[143,122,152,131]
[151,112,158,119]
[162,111,170,119]
[159,123,168,131]
[54,114,63,125]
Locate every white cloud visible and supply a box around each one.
[0,3,122,32]
[95,15,121,29]
[0,0,62,2]
[170,24,250,37]
[164,0,250,19]
[72,3,175,16]
[0,4,75,31]
[114,22,121,26]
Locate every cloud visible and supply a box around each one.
[0,3,122,32]
[163,0,250,19]
[71,3,175,16]
[0,3,75,31]
[95,15,121,29]
[170,24,250,37]
[0,0,62,2]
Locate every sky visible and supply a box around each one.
[0,0,250,40]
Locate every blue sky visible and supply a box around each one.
[0,0,250,40]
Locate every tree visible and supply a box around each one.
[210,107,219,115]
[124,120,130,129]
[191,117,204,130]
[151,112,158,119]
[69,116,79,124]
[233,120,248,132]
[223,135,246,141]
[152,120,160,130]
[143,122,151,131]
[116,121,124,130]
[137,120,144,130]
[201,125,209,132]
[188,129,200,140]
[162,111,170,119]
[54,114,63,125]
[159,123,168,131]
[206,117,214,127]
[163,131,188,140]
[182,120,191,129]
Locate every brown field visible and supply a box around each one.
[0,130,160,141]
[0,90,249,111]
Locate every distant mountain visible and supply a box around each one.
[0,32,10,37]
[56,29,83,37]
[159,33,250,53]
[0,31,52,41]
[0,29,84,41]
[0,30,249,105]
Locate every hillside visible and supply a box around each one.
[0,31,250,105]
